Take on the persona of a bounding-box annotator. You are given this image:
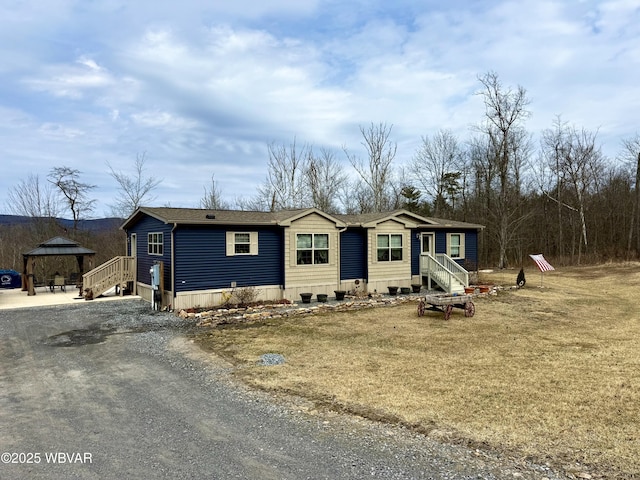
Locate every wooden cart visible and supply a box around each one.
[417,293,475,320]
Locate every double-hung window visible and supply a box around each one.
[447,233,465,258]
[226,232,258,256]
[234,233,251,254]
[296,233,329,265]
[377,234,403,261]
[148,233,163,255]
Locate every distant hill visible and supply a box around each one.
[0,215,124,232]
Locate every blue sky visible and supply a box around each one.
[1,0,639,217]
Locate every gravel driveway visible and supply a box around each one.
[0,300,566,479]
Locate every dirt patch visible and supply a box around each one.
[43,325,117,347]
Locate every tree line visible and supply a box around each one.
[3,71,640,273]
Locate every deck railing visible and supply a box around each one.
[82,256,135,298]
[420,253,468,293]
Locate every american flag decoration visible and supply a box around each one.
[529,254,555,272]
[529,254,555,286]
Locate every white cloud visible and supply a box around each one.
[0,0,639,215]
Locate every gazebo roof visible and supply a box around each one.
[23,236,96,257]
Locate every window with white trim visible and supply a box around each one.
[377,234,403,261]
[447,233,465,258]
[234,233,251,254]
[148,232,163,255]
[226,231,258,256]
[296,233,329,265]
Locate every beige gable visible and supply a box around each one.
[367,219,412,282]
[284,212,340,288]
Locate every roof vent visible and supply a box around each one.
[206,214,216,219]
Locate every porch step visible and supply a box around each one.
[82,256,135,299]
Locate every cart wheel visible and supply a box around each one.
[417,300,425,317]
[464,301,475,317]
[444,304,453,320]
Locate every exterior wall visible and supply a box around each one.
[283,212,340,301]
[340,228,367,281]
[411,229,421,276]
[172,285,283,310]
[173,225,283,293]
[366,220,412,293]
[462,230,479,269]
[127,216,172,290]
[435,229,479,269]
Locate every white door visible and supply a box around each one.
[421,233,434,256]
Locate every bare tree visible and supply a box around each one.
[542,119,605,263]
[410,129,464,216]
[107,152,162,217]
[621,134,640,256]
[475,71,531,268]
[562,127,605,262]
[200,173,229,210]
[257,138,310,211]
[344,122,397,213]
[48,166,96,231]
[8,174,61,219]
[306,147,347,214]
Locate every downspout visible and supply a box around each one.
[337,226,347,288]
[171,223,177,307]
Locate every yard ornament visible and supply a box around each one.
[516,268,526,288]
[529,254,555,287]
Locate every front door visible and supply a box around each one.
[421,233,435,256]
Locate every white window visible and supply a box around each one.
[377,234,403,262]
[296,233,329,265]
[226,232,258,256]
[447,233,465,258]
[148,233,163,255]
[234,233,251,254]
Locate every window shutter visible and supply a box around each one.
[371,231,377,264]
[329,232,335,266]
[226,231,235,256]
[290,231,297,267]
[460,233,466,259]
[402,232,409,263]
[250,232,259,255]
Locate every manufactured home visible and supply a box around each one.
[84,207,483,309]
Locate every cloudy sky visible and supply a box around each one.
[1,0,639,217]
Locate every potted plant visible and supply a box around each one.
[387,286,399,296]
[317,293,328,302]
[300,292,313,304]
[334,290,346,301]
[411,284,422,293]
[400,287,411,295]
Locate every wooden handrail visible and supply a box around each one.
[420,253,468,293]
[82,256,135,298]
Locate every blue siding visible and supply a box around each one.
[174,226,283,292]
[126,216,172,287]
[464,230,479,269]
[411,230,421,275]
[340,228,367,280]
[410,229,479,271]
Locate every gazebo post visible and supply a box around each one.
[22,255,28,291]
[26,256,36,296]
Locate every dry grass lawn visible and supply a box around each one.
[195,263,640,479]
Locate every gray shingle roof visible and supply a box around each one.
[122,207,483,230]
[23,236,96,257]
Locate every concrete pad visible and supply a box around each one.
[0,286,141,310]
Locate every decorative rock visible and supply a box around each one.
[259,353,286,366]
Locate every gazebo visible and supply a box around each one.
[22,236,96,296]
